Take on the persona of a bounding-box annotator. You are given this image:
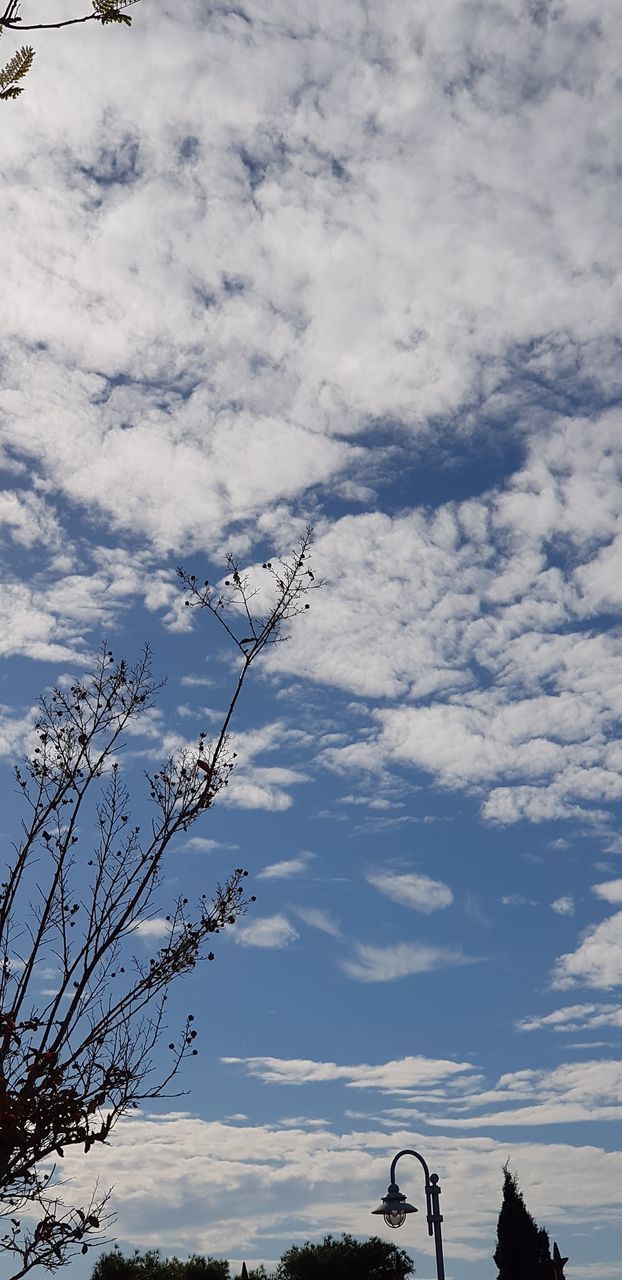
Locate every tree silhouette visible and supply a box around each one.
[494,1164,552,1280]
[0,0,137,100]
[276,1234,413,1280]
[0,533,318,1278]
[91,1249,231,1280]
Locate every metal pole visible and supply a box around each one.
[427,1173,445,1280]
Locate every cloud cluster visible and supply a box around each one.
[1,0,621,551]
[224,1050,622,1130]
[427,1059,622,1129]
[1,0,622,838]
[46,1110,622,1274]
[272,413,622,824]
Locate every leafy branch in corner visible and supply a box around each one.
[0,0,138,98]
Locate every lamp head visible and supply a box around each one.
[371,1182,418,1229]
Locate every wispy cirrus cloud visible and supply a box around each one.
[258,852,316,880]
[221,1054,475,1092]
[365,868,453,913]
[340,941,475,983]
[291,906,341,937]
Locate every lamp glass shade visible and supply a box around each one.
[384,1210,407,1229]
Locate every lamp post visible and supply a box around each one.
[372,1148,446,1280]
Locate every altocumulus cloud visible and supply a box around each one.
[278,418,622,825]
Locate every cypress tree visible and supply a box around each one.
[494,1164,552,1280]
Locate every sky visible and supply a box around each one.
[1,1,622,1277]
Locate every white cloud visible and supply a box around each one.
[258,852,316,880]
[429,1060,622,1129]
[0,490,62,549]
[132,917,170,938]
[221,1054,475,1092]
[551,896,575,917]
[276,1116,330,1130]
[593,878,622,904]
[552,911,622,990]
[517,1004,622,1034]
[365,868,453,913]
[233,914,299,949]
[216,723,311,812]
[184,836,235,853]
[221,780,295,812]
[0,704,39,760]
[0,547,182,664]
[341,941,473,983]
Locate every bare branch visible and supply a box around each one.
[0,536,316,1276]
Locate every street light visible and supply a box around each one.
[372,1148,446,1280]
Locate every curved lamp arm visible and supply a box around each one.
[373,1148,446,1280]
[389,1149,434,1235]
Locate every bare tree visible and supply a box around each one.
[0,532,318,1278]
[0,0,137,100]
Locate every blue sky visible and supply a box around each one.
[1,1,622,1277]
